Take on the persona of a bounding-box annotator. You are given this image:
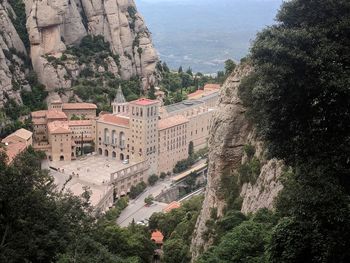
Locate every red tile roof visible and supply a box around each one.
[2,142,27,164]
[31,110,47,118]
[130,98,159,106]
[62,103,97,110]
[46,110,67,120]
[99,114,129,127]
[151,231,164,244]
[163,201,181,213]
[48,121,71,134]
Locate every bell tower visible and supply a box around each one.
[112,85,128,115]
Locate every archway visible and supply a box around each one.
[98,148,102,155]
[104,149,109,157]
[60,155,64,161]
[120,153,124,161]
[112,151,116,158]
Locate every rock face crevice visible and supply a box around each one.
[190,65,284,261]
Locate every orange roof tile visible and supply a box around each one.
[130,98,159,106]
[3,128,32,142]
[48,121,71,134]
[31,110,47,118]
[46,110,67,120]
[2,142,27,164]
[62,103,97,110]
[163,201,181,213]
[99,114,129,127]
[159,115,189,130]
[151,231,164,244]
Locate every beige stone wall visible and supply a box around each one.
[96,121,130,161]
[188,110,213,151]
[129,102,160,175]
[49,132,73,161]
[33,123,48,142]
[158,123,189,174]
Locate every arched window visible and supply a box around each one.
[112,151,116,158]
[104,149,109,157]
[120,153,124,161]
[98,148,102,155]
[119,132,125,148]
[112,130,116,145]
[104,128,110,144]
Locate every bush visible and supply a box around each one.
[160,172,167,180]
[129,181,147,199]
[148,174,158,186]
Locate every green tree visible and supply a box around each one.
[188,141,194,156]
[237,0,350,262]
[148,174,159,186]
[224,59,236,75]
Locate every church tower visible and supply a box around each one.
[112,86,128,115]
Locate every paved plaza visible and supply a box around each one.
[48,155,136,208]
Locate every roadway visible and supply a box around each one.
[117,179,172,227]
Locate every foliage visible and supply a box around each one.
[8,0,29,49]
[160,172,167,180]
[236,0,350,262]
[148,174,159,186]
[149,196,203,263]
[129,181,147,199]
[238,157,261,185]
[224,59,236,75]
[188,141,194,156]
[144,195,154,206]
[0,148,154,262]
[198,209,277,263]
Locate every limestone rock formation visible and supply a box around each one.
[190,65,284,261]
[25,0,158,91]
[0,0,27,107]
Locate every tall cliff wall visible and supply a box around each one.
[25,0,158,91]
[190,65,284,260]
[0,0,28,107]
[0,0,158,109]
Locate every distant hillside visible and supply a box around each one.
[136,0,282,73]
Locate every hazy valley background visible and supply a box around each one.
[136,0,282,73]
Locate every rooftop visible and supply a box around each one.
[163,201,181,213]
[46,110,68,120]
[48,121,71,134]
[159,115,189,130]
[165,100,204,113]
[130,98,159,106]
[62,103,97,110]
[2,142,27,164]
[3,128,32,141]
[113,86,126,104]
[31,110,47,118]
[99,114,130,127]
[151,231,164,244]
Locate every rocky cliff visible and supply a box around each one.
[0,0,158,108]
[0,0,28,107]
[190,64,284,260]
